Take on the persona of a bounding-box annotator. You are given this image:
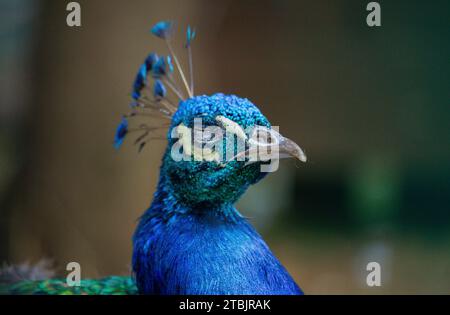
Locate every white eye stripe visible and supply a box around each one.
[215,116,248,140]
[193,126,223,145]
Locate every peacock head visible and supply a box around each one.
[114,21,306,208]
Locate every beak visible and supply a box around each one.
[277,136,307,162]
[228,127,307,165]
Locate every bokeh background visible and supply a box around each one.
[1,0,449,294]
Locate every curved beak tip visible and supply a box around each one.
[280,137,307,163]
[299,151,307,163]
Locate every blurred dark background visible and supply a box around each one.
[0,0,449,293]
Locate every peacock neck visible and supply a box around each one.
[151,169,243,222]
[132,167,303,295]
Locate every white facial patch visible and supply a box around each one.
[215,116,248,141]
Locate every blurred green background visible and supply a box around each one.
[0,0,449,294]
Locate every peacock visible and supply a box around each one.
[0,21,306,295]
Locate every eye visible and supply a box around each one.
[193,126,223,146]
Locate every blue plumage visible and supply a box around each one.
[133,192,302,295]
[131,64,147,100]
[151,21,173,39]
[152,57,167,78]
[114,117,128,149]
[153,79,167,99]
[145,52,158,71]
[185,26,196,48]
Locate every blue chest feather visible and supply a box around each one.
[132,180,303,295]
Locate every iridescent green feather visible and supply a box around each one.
[1,276,138,295]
